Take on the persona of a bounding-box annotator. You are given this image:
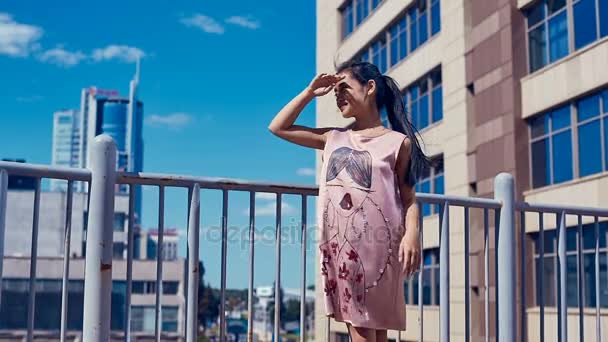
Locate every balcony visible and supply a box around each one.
[1,135,607,342]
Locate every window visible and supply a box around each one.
[131,280,158,294]
[352,0,441,71]
[404,248,440,305]
[431,0,440,35]
[113,213,126,232]
[131,306,179,332]
[162,306,179,332]
[529,88,608,189]
[577,94,603,176]
[1,280,85,331]
[415,156,444,217]
[341,0,385,38]
[163,281,179,295]
[113,242,125,258]
[574,0,598,49]
[526,0,608,73]
[371,39,388,73]
[389,17,407,66]
[132,281,145,294]
[336,333,350,342]
[530,222,608,308]
[529,105,573,188]
[57,116,72,124]
[403,68,443,131]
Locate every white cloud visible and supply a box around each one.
[91,45,145,63]
[16,95,43,103]
[0,12,42,57]
[38,47,86,67]
[296,168,315,177]
[145,113,193,130]
[180,14,224,34]
[256,192,277,200]
[225,16,261,30]
[243,202,296,217]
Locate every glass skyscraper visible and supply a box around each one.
[51,63,144,221]
[50,110,81,191]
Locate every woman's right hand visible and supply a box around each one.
[307,73,345,97]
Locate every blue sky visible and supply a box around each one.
[0,1,321,290]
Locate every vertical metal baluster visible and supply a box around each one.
[577,215,584,342]
[484,208,489,342]
[557,212,567,342]
[0,169,7,310]
[439,202,450,342]
[520,211,527,342]
[464,207,470,342]
[539,213,545,342]
[26,178,41,342]
[594,216,601,342]
[220,190,229,342]
[300,195,308,342]
[326,316,330,342]
[124,185,136,342]
[418,202,424,342]
[154,186,166,342]
[60,181,74,342]
[186,184,200,342]
[274,194,282,342]
[184,185,193,335]
[494,208,501,341]
[247,191,256,342]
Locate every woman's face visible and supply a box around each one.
[334,71,375,119]
[326,168,370,217]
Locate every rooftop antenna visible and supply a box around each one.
[134,57,140,83]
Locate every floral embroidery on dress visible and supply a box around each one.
[319,145,397,321]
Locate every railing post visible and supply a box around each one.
[440,202,450,342]
[82,135,117,341]
[186,184,200,342]
[494,173,516,342]
[0,169,7,309]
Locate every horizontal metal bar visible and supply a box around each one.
[117,172,320,195]
[516,201,608,217]
[416,193,502,209]
[0,161,91,181]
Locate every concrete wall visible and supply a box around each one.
[1,256,186,338]
[4,191,129,258]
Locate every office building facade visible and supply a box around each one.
[50,110,81,192]
[316,0,608,340]
[51,65,144,219]
[0,257,186,339]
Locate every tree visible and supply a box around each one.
[198,261,219,333]
[266,281,286,329]
[283,299,300,323]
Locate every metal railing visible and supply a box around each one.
[0,134,607,342]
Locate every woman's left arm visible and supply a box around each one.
[395,138,421,277]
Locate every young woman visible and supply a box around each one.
[268,62,430,342]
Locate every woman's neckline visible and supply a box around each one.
[347,127,393,139]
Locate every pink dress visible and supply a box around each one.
[318,128,408,330]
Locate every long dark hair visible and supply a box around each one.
[336,61,432,187]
